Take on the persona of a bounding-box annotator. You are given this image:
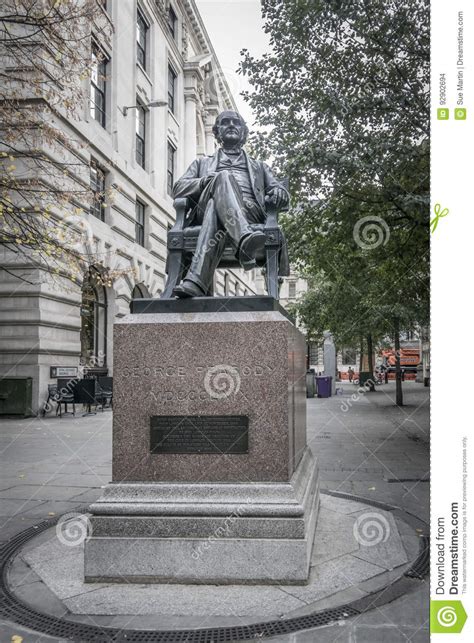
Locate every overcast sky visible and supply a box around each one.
[195,0,269,127]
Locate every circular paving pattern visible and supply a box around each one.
[0,491,429,642]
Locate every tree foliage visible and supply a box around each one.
[241,0,429,199]
[0,0,112,283]
[240,0,430,403]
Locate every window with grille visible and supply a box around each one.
[288,280,297,298]
[309,343,319,365]
[136,8,148,69]
[81,269,107,367]
[135,200,145,246]
[90,161,106,221]
[136,102,146,168]
[168,64,177,114]
[90,43,108,127]
[167,5,177,39]
[342,348,357,365]
[167,142,176,196]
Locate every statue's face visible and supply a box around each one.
[216,112,245,146]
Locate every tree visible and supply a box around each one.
[287,178,429,405]
[0,0,112,284]
[240,0,429,405]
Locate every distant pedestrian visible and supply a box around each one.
[348,367,354,383]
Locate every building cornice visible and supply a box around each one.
[181,0,237,112]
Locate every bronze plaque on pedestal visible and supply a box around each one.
[150,415,248,454]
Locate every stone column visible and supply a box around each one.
[204,107,218,155]
[204,114,215,155]
[183,92,197,168]
[323,330,337,395]
[205,128,214,155]
[183,63,205,168]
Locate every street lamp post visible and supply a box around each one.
[122,100,168,116]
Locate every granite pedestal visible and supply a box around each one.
[85,298,319,584]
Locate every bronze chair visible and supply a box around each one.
[161,181,290,299]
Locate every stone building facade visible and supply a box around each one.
[0,0,260,413]
[277,270,307,312]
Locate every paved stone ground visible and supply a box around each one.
[266,380,430,642]
[0,380,429,642]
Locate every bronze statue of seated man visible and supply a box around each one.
[171,110,289,298]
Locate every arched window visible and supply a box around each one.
[131,283,150,299]
[80,269,107,367]
[130,283,150,311]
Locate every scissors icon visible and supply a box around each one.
[430,203,449,234]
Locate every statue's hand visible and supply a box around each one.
[201,172,218,189]
[265,187,288,208]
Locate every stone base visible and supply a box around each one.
[85,448,319,584]
[85,303,317,584]
[16,492,416,625]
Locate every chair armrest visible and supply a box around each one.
[172,198,188,230]
[265,202,279,228]
[265,201,289,227]
[264,177,289,228]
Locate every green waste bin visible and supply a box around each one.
[0,377,33,417]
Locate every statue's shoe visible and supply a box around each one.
[172,280,206,298]
[238,231,265,271]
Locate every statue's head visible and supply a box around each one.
[212,110,249,147]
